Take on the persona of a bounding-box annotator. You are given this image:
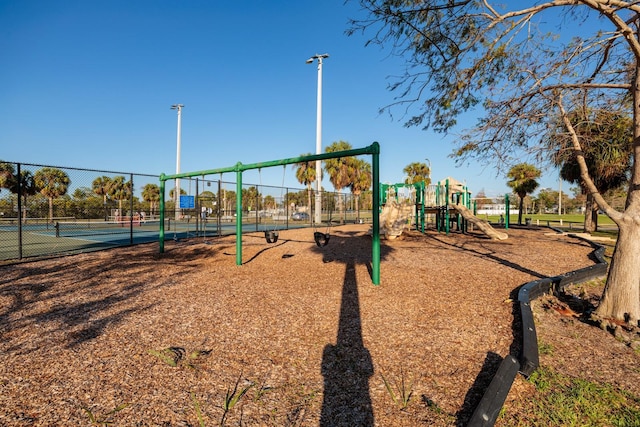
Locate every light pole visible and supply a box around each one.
[558,176,562,216]
[425,158,431,184]
[306,53,329,225]
[171,104,184,221]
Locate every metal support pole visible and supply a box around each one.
[217,179,222,236]
[372,142,380,285]
[445,179,450,235]
[435,184,440,232]
[420,182,425,233]
[307,53,329,226]
[195,178,199,234]
[159,176,166,253]
[171,104,184,221]
[315,54,323,226]
[17,163,23,259]
[505,194,510,229]
[255,185,259,232]
[129,174,134,244]
[236,165,243,265]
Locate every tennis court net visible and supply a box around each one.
[53,218,170,238]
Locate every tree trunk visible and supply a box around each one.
[594,221,640,323]
[594,57,640,324]
[48,197,53,222]
[584,193,595,233]
[22,194,28,223]
[517,196,524,225]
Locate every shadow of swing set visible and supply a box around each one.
[158,142,383,285]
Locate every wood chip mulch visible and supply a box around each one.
[1,224,635,426]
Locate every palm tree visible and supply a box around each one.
[506,163,541,225]
[403,162,431,185]
[293,153,318,218]
[220,189,236,217]
[0,163,36,221]
[263,195,276,210]
[33,167,71,221]
[550,109,632,232]
[108,176,132,214]
[92,176,112,220]
[0,164,39,222]
[11,170,37,221]
[350,159,372,222]
[242,186,260,212]
[168,187,186,200]
[325,141,356,223]
[0,162,15,194]
[142,183,160,216]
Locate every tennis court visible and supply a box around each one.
[0,217,313,261]
[0,161,353,263]
[0,218,175,261]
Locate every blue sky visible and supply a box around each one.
[0,0,564,198]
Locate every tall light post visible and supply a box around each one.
[425,157,432,184]
[171,104,184,221]
[558,176,563,216]
[306,53,329,225]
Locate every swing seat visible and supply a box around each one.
[314,232,330,247]
[265,230,279,244]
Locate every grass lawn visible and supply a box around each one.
[500,367,640,426]
[481,213,616,227]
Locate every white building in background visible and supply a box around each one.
[475,202,519,216]
[473,195,519,216]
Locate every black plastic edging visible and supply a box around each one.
[467,355,520,426]
[517,277,560,377]
[467,232,607,427]
[519,235,607,378]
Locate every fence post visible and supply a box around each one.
[217,179,222,236]
[195,178,199,234]
[129,174,134,244]
[17,163,23,259]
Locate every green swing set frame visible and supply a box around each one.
[158,142,382,285]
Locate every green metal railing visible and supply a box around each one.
[159,142,382,285]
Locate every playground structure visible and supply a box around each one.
[158,142,383,285]
[379,177,508,240]
[378,199,414,239]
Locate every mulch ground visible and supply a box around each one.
[1,224,637,426]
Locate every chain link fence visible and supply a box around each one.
[0,162,372,262]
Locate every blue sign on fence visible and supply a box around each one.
[179,195,195,209]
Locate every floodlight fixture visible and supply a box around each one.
[306,53,329,64]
